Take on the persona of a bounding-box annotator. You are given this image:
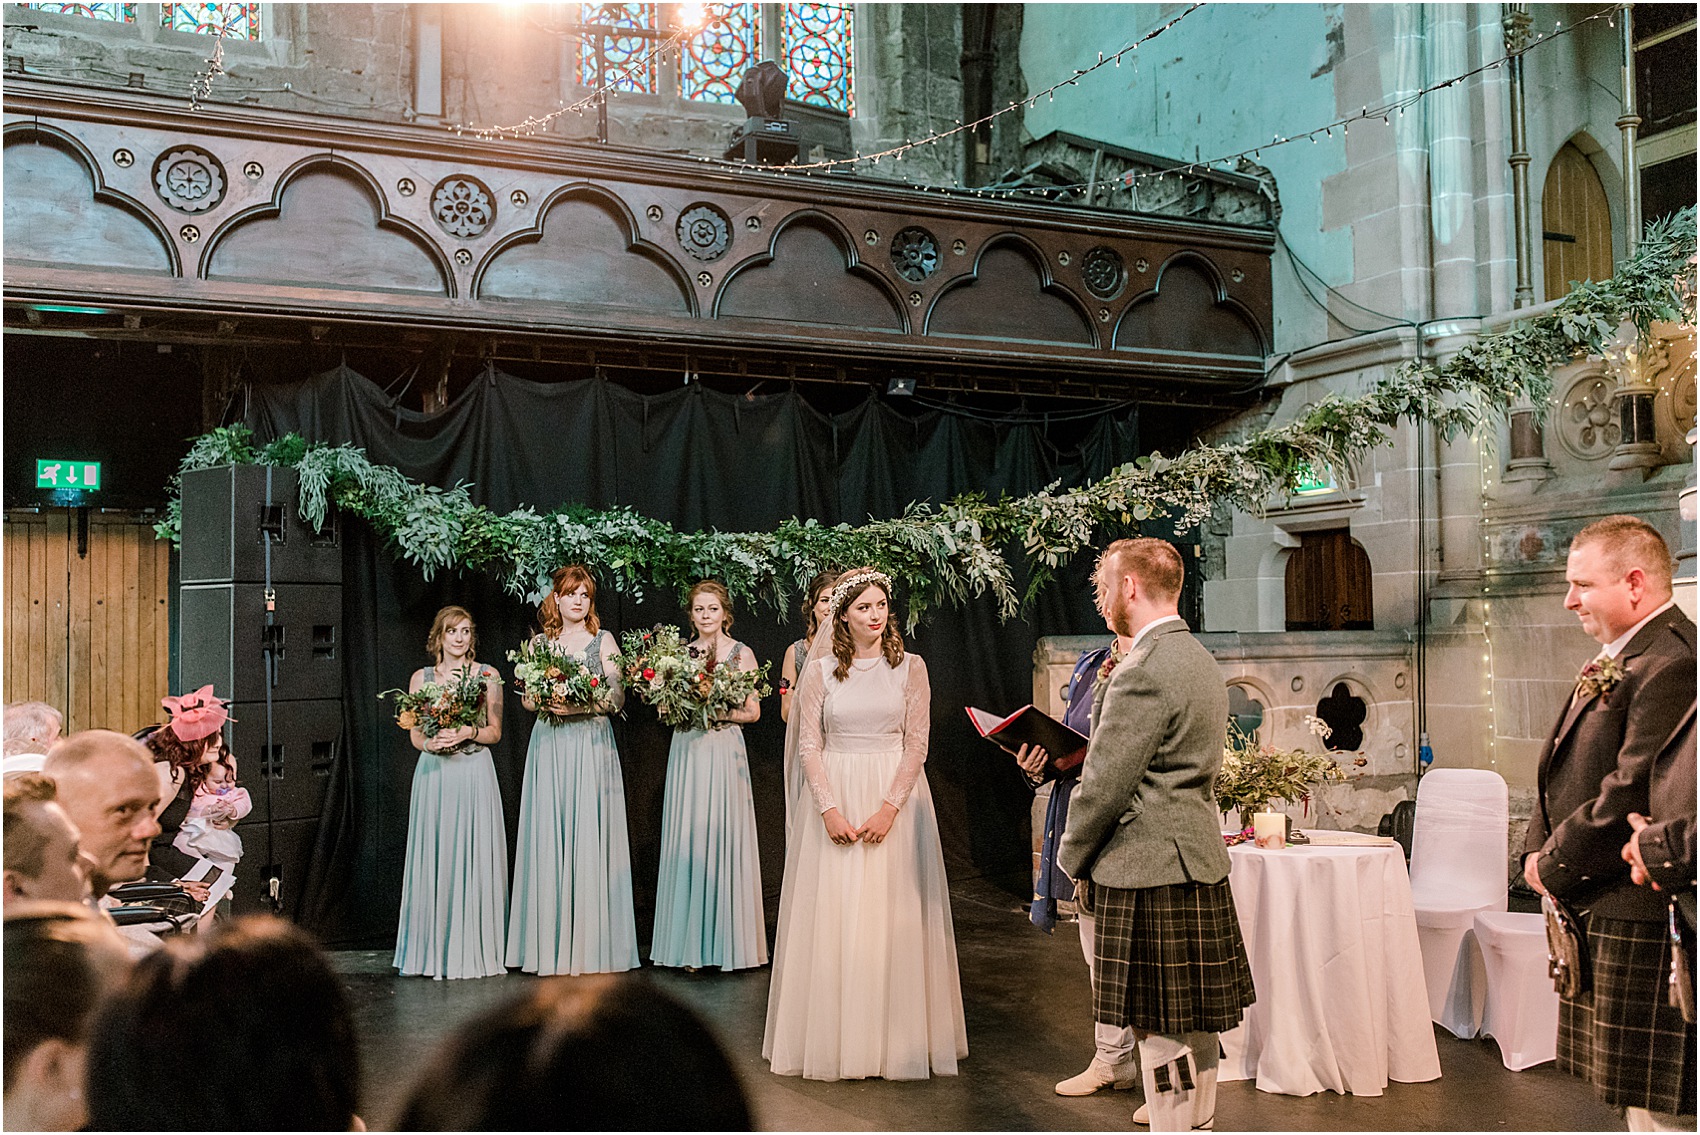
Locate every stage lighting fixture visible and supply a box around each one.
[886,377,916,397]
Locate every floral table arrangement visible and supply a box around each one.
[1216,716,1362,842]
[508,637,608,721]
[618,624,772,732]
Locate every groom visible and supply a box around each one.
[1058,537,1255,1131]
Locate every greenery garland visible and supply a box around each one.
[157,208,1695,625]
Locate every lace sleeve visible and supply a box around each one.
[796,657,838,814]
[885,654,931,809]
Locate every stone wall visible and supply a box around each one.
[1036,630,1417,834]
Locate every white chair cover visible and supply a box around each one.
[1472,911,1559,1070]
[1408,768,1508,1032]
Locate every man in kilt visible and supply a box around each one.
[1524,516,1696,1130]
[1058,538,1255,1131]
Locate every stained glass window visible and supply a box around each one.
[782,2,852,114]
[162,3,261,40]
[679,3,761,104]
[578,3,659,94]
[17,3,136,22]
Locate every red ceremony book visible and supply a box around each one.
[965,705,1090,778]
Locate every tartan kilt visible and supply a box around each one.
[1557,913,1696,1113]
[1089,877,1256,1035]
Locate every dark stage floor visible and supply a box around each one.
[336,874,1626,1132]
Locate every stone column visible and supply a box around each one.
[1617,3,1642,251]
[1504,4,1536,309]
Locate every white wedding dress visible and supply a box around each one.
[762,651,968,1081]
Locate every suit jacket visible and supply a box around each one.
[1057,620,1231,889]
[1526,605,1697,922]
[1637,701,1696,894]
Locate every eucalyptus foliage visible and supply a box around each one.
[157,209,1695,625]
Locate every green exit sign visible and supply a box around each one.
[1293,465,1336,496]
[36,459,101,491]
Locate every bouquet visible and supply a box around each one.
[379,665,486,745]
[508,636,608,722]
[619,625,772,732]
[1215,716,1354,828]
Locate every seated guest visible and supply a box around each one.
[394,973,752,1131]
[40,732,161,901]
[4,774,93,906]
[3,700,64,776]
[84,915,363,1131]
[140,687,235,894]
[3,902,133,1131]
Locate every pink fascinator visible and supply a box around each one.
[161,685,233,741]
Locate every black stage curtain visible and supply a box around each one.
[249,366,1145,946]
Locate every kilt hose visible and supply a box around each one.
[1558,912,1696,1114]
[1089,877,1256,1035]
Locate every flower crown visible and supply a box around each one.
[828,569,893,616]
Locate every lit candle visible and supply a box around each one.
[1254,812,1287,850]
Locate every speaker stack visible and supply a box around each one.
[179,464,342,920]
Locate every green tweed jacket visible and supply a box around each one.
[1056,619,1231,890]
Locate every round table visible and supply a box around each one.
[1220,841,1442,1097]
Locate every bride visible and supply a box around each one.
[762,567,968,1081]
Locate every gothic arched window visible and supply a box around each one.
[782,2,854,113]
[163,3,261,39]
[17,3,135,23]
[578,2,661,94]
[679,2,763,104]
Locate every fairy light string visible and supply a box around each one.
[620,1,1614,205]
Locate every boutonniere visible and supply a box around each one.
[1099,641,1126,683]
[1577,655,1626,702]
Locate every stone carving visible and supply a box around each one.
[1082,246,1124,298]
[153,147,226,213]
[1315,682,1366,751]
[1557,372,1620,460]
[890,226,939,282]
[432,176,495,238]
[676,203,732,261]
[1676,370,1697,429]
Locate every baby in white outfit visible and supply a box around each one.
[173,755,253,868]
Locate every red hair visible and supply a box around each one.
[540,566,600,638]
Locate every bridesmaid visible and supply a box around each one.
[651,580,767,971]
[779,572,839,725]
[779,571,838,836]
[394,605,508,980]
[506,565,639,975]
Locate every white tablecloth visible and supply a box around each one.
[1220,842,1442,1096]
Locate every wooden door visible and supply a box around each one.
[1542,142,1615,301]
[1284,529,1374,631]
[4,509,172,735]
